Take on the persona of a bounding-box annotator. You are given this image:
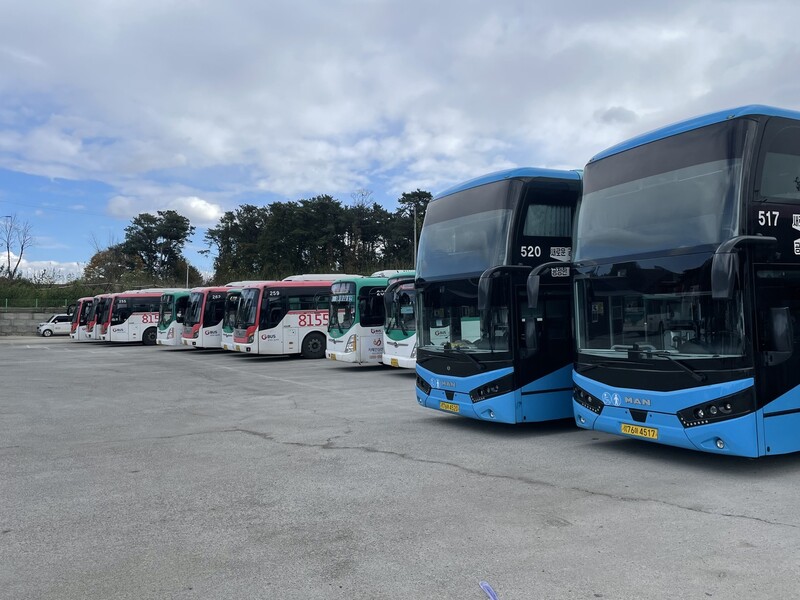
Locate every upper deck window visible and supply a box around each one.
[758,120,800,203]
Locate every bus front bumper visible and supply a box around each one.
[573,401,761,457]
[382,354,416,369]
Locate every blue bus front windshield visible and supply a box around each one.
[417,278,512,357]
[576,119,752,262]
[576,118,752,365]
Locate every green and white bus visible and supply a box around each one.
[327,272,408,365]
[381,271,417,368]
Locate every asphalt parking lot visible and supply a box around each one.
[3,336,800,599]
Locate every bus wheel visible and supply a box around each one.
[143,327,157,346]
[301,332,326,359]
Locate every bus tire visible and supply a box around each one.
[301,332,326,359]
[142,327,157,346]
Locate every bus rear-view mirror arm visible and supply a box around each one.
[477,265,533,312]
[711,235,777,300]
[527,261,572,309]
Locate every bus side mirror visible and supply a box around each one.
[383,290,393,317]
[176,311,184,323]
[711,253,739,300]
[66,304,75,316]
[525,319,538,353]
[527,273,541,309]
[477,276,491,312]
[712,236,777,299]
[763,307,794,367]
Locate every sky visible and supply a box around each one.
[1,0,800,280]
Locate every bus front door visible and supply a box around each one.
[283,324,299,354]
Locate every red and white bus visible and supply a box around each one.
[233,280,333,358]
[69,296,95,341]
[181,286,230,348]
[98,291,166,345]
[84,293,114,341]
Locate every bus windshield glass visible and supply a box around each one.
[575,258,745,360]
[184,292,204,326]
[576,119,753,262]
[159,295,174,327]
[223,293,240,330]
[237,288,261,328]
[418,278,511,354]
[329,282,356,332]
[386,283,416,334]
[417,180,513,278]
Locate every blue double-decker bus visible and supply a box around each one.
[414,168,581,423]
[571,105,800,457]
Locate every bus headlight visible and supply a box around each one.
[411,344,417,358]
[167,328,173,339]
[248,334,254,344]
[193,330,199,338]
[573,384,604,415]
[677,387,754,428]
[416,374,431,395]
[469,373,514,403]
[345,335,356,353]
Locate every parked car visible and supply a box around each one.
[37,314,72,337]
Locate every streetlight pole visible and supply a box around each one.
[412,206,417,269]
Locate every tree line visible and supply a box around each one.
[82,189,431,287]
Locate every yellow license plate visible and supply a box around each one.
[621,423,658,440]
[439,401,460,413]
[391,358,399,367]
[329,353,337,361]
[235,345,240,351]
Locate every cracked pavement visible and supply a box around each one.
[2,336,800,599]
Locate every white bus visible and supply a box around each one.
[84,293,114,341]
[100,291,178,345]
[326,275,391,365]
[156,290,191,346]
[221,288,243,351]
[233,280,333,358]
[181,286,230,348]
[381,272,417,368]
[69,296,94,341]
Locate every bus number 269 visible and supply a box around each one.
[520,245,541,258]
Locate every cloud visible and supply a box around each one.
[106,192,223,227]
[0,0,799,215]
[170,196,224,225]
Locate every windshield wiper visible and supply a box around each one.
[648,351,707,383]
[444,347,487,371]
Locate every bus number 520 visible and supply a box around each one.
[520,245,541,258]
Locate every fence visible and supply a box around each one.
[2,298,71,310]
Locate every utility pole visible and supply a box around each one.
[412,206,417,269]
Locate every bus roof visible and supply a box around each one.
[386,271,415,284]
[112,291,164,299]
[590,104,800,163]
[283,274,363,281]
[332,276,390,288]
[434,167,583,200]
[189,286,232,293]
[243,280,335,290]
[224,280,275,287]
